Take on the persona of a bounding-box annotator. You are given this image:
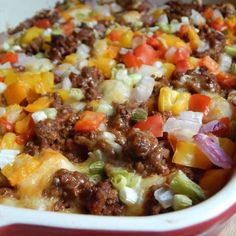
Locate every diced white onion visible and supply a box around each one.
[71,102,86,112]
[212,9,223,21]
[6,108,22,123]
[69,88,84,101]
[43,28,52,37]
[101,131,116,142]
[181,17,190,25]
[130,76,155,103]
[0,82,7,93]
[0,62,11,69]
[12,45,22,51]
[43,108,57,120]
[138,64,164,78]
[119,186,139,205]
[32,111,48,123]
[219,53,232,72]
[0,149,20,169]
[165,47,177,61]
[62,77,72,90]
[154,187,173,209]
[190,9,206,26]
[96,100,114,116]
[0,107,6,117]
[178,111,203,124]
[76,43,90,61]
[158,14,169,25]
[197,41,209,53]
[0,42,10,51]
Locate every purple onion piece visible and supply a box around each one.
[193,134,234,169]
[199,120,226,135]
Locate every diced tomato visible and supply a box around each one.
[123,52,142,68]
[199,56,219,74]
[0,118,14,132]
[212,117,230,137]
[134,113,164,137]
[172,48,190,64]
[175,60,190,73]
[34,19,51,29]
[61,20,74,36]
[153,30,163,38]
[211,19,226,32]
[16,117,34,145]
[0,76,4,82]
[109,30,123,41]
[147,37,161,49]
[74,111,106,132]
[179,24,189,39]
[203,7,213,19]
[189,94,211,114]
[0,52,18,64]
[217,72,236,88]
[134,43,157,65]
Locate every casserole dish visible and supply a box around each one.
[0,0,235,235]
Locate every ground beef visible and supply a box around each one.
[171,67,221,94]
[143,186,161,215]
[25,37,44,55]
[87,180,124,216]
[75,27,95,47]
[0,187,15,198]
[165,1,201,21]
[69,66,104,101]
[194,26,226,60]
[49,34,78,61]
[8,10,59,35]
[124,128,172,176]
[50,93,63,109]
[46,169,124,215]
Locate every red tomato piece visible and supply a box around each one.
[123,52,142,68]
[61,20,74,36]
[146,37,160,49]
[175,60,190,73]
[134,114,164,137]
[134,43,157,65]
[0,118,14,132]
[74,111,106,132]
[217,72,236,88]
[179,24,189,39]
[189,94,212,113]
[172,48,190,64]
[0,52,18,64]
[199,56,219,73]
[34,19,51,29]
[109,30,123,41]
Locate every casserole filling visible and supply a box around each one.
[0,0,235,216]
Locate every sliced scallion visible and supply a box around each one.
[131,109,147,122]
[230,63,236,75]
[224,46,236,57]
[172,194,192,211]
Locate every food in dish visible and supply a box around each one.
[0,0,235,216]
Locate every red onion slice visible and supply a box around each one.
[193,134,234,169]
[199,120,226,135]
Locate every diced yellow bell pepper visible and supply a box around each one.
[34,72,54,95]
[105,46,119,59]
[153,9,164,19]
[219,138,235,157]
[163,63,176,80]
[21,27,44,45]
[64,53,77,65]
[158,87,190,115]
[24,96,53,113]
[54,89,69,101]
[158,87,179,112]
[5,104,23,123]
[0,132,22,150]
[119,30,133,48]
[173,141,213,169]
[188,57,200,69]
[15,115,32,134]
[89,57,116,78]
[199,169,231,197]
[172,92,191,116]
[160,34,187,49]
[4,81,30,105]
[188,27,201,50]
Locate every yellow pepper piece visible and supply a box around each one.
[25,96,53,113]
[188,27,201,50]
[158,87,179,112]
[105,46,119,59]
[188,57,200,69]
[199,169,231,197]
[119,30,133,48]
[34,72,54,95]
[160,34,187,48]
[163,63,176,80]
[15,115,32,134]
[0,132,22,150]
[54,89,69,101]
[172,92,191,116]
[21,27,44,45]
[153,9,164,19]
[64,53,77,64]
[4,81,30,105]
[89,57,116,78]
[219,138,235,157]
[173,141,213,169]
